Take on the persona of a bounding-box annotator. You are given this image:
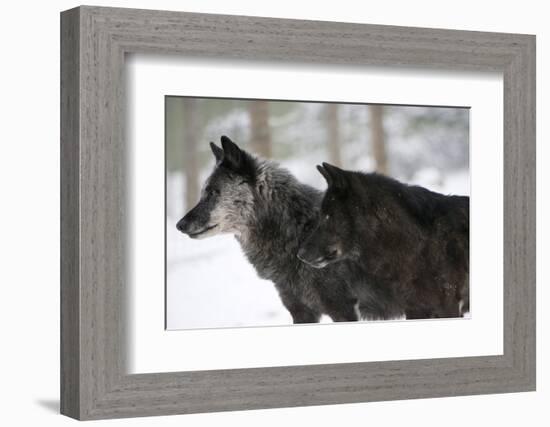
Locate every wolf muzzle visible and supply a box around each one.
[176,216,190,233]
[176,204,219,238]
[297,243,341,269]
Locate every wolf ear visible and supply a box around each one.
[210,142,224,163]
[320,162,348,189]
[316,165,333,186]
[220,135,243,169]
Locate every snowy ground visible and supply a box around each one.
[167,230,293,329]
[166,168,469,331]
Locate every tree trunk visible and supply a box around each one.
[369,105,388,174]
[248,101,272,157]
[182,98,199,210]
[326,104,342,166]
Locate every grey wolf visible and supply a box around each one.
[177,136,368,323]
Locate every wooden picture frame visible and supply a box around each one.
[60,5,536,420]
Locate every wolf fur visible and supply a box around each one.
[298,163,469,319]
[177,136,374,323]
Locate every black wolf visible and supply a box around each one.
[176,136,366,324]
[297,163,469,319]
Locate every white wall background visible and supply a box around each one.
[0,0,546,425]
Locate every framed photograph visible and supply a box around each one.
[60,6,536,420]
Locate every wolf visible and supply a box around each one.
[297,163,470,319]
[177,136,369,324]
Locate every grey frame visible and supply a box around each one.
[60,5,536,421]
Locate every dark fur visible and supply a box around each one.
[298,163,469,319]
[177,137,381,323]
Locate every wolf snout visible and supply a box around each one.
[297,246,324,267]
[297,244,341,268]
[176,217,189,233]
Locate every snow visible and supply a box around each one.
[167,226,292,329]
